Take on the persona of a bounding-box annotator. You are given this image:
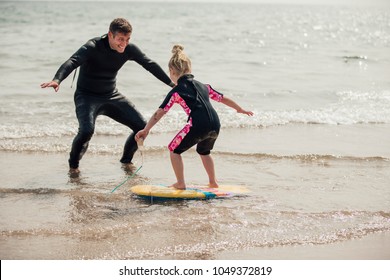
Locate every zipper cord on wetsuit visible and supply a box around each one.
[71,68,77,88]
[110,149,144,193]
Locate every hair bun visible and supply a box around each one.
[172,44,184,54]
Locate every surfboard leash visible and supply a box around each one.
[111,149,144,193]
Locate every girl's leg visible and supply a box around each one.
[170,151,186,189]
[200,154,219,188]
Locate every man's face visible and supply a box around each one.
[108,31,131,53]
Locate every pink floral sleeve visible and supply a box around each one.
[207,85,223,102]
[163,92,192,116]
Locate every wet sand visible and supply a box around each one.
[1,124,390,260]
[1,148,389,260]
[217,231,390,260]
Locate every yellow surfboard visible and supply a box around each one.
[130,184,250,199]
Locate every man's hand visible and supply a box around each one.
[40,81,60,92]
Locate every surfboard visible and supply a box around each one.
[130,184,250,199]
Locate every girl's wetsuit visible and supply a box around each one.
[52,34,173,168]
[159,74,223,155]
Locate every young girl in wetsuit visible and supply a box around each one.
[135,45,253,189]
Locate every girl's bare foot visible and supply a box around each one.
[208,182,219,188]
[170,182,186,190]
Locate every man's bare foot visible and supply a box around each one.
[69,167,80,174]
[170,182,186,190]
[121,163,136,174]
[68,168,80,178]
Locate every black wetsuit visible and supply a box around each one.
[159,74,223,155]
[52,34,173,168]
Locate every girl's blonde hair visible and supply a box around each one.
[169,44,192,76]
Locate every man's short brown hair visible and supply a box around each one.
[109,18,132,35]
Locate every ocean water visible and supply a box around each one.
[0,1,389,259]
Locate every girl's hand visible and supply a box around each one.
[237,108,254,116]
[135,130,149,141]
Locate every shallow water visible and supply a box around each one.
[1,132,389,259]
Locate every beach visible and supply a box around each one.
[1,124,389,260]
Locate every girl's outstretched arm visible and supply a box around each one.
[135,108,167,141]
[220,97,254,116]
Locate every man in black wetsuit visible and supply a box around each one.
[41,18,174,173]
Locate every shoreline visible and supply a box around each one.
[2,123,389,158]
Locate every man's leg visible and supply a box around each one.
[103,94,146,164]
[69,95,98,170]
